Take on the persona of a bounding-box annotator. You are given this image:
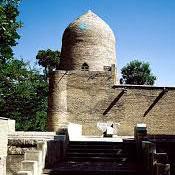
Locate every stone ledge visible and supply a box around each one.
[8,132,57,143]
[113,84,175,90]
[9,131,56,136]
[17,170,32,175]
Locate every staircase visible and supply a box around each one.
[43,140,144,175]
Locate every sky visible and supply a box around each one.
[14,0,175,86]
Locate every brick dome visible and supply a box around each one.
[59,10,116,71]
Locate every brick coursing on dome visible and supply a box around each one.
[59,10,116,71]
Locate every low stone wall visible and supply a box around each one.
[7,132,66,175]
[7,132,56,175]
[8,131,56,140]
[7,139,37,175]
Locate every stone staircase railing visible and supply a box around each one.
[17,141,47,175]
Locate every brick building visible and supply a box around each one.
[48,10,175,136]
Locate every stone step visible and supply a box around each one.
[68,141,124,146]
[42,161,142,175]
[69,141,124,145]
[24,150,43,175]
[68,141,136,151]
[69,141,124,144]
[65,156,128,162]
[21,160,38,175]
[43,140,140,174]
[68,145,123,150]
[42,170,140,175]
[67,148,123,152]
[66,152,126,157]
[68,141,136,146]
[17,171,32,175]
[66,141,137,161]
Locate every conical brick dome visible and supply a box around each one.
[59,10,116,71]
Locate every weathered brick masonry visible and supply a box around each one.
[48,70,175,136]
[59,10,116,71]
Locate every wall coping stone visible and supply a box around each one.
[113,84,175,90]
[0,117,8,120]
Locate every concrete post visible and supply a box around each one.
[134,123,147,161]
[142,141,156,174]
[45,140,63,168]
[0,118,8,175]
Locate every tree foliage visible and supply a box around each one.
[0,59,48,131]
[36,49,60,76]
[0,0,22,62]
[0,0,48,131]
[120,60,156,85]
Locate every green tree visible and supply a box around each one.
[0,0,22,63]
[0,59,48,131]
[36,49,60,77]
[0,0,48,131]
[120,60,156,85]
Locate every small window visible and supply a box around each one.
[104,66,111,71]
[81,63,89,71]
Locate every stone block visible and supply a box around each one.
[21,160,38,175]
[25,150,42,162]
[68,123,82,140]
[17,170,32,175]
[155,163,170,175]
[134,123,147,139]
[142,141,156,154]
[25,150,42,174]
[37,141,47,169]
[45,140,63,168]
[0,156,6,175]
[154,153,168,164]
[142,141,156,173]
[0,119,8,156]
[8,119,16,133]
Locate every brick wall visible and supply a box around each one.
[48,70,175,136]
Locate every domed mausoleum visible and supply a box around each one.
[48,11,175,137]
[59,10,116,71]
